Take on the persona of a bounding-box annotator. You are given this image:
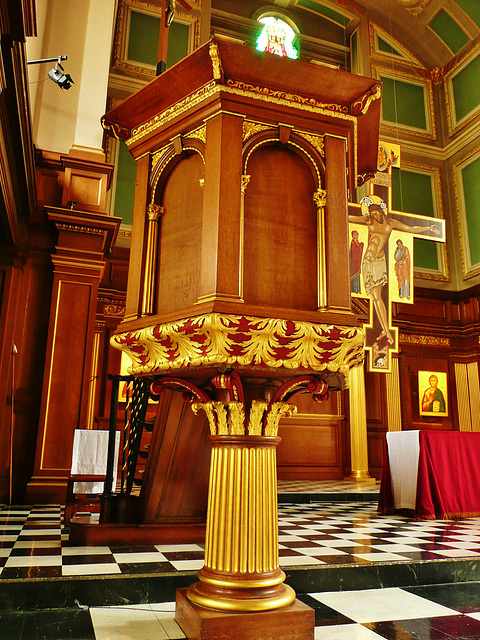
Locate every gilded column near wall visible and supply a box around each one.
[348,363,374,482]
[141,203,163,316]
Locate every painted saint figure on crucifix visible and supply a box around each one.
[349,194,441,360]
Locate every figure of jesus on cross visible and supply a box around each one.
[349,189,445,372]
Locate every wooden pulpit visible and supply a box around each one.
[102,38,380,639]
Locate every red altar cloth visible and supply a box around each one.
[378,430,480,520]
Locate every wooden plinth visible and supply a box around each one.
[68,517,205,546]
[175,589,314,640]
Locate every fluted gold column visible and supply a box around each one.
[385,357,402,432]
[141,203,162,316]
[314,187,327,311]
[187,435,294,612]
[348,363,374,482]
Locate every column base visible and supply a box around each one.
[175,588,315,640]
[344,472,376,483]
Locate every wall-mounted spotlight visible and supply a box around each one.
[27,55,74,90]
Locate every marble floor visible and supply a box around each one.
[4,585,480,639]
[2,489,480,638]
[3,501,480,578]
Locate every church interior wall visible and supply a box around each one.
[3,1,480,502]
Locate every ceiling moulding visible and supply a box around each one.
[394,0,432,18]
[369,22,425,69]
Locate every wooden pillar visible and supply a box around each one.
[26,208,120,503]
[347,364,374,482]
[324,135,350,313]
[198,112,244,304]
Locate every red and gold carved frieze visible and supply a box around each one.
[111,313,365,380]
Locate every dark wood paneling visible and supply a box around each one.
[42,282,92,470]
[367,432,385,479]
[243,144,317,310]
[277,423,342,479]
[157,153,203,314]
[140,389,210,523]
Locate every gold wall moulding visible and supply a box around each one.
[393,0,431,16]
[111,313,365,378]
[225,79,350,115]
[399,333,450,346]
[103,304,125,318]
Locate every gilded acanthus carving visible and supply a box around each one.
[297,132,325,156]
[313,188,327,208]
[241,175,251,194]
[155,373,325,438]
[243,121,274,141]
[209,41,224,82]
[187,125,206,144]
[147,203,163,222]
[111,312,365,380]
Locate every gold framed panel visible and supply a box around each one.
[452,143,480,280]
[371,65,436,140]
[444,43,480,136]
[293,0,357,29]
[426,6,470,58]
[104,129,133,244]
[368,22,424,69]
[418,370,448,417]
[112,0,201,81]
[399,160,449,283]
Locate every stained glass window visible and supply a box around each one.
[256,17,299,59]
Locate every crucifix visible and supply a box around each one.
[156,0,193,76]
[349,142,446,372]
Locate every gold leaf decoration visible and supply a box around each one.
[111,313,365,381]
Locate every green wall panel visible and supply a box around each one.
[114,142,136,226]
[452,53,480,123]
[167,22,190,68]
[381,76,427,130]
[128,13,189,68]
[296,0,349,26]
[351,31,358,74]
[128,11,160,66]
[429,9,469,54]
[455,0,480,29]
[392,168,439,270]
[461,155,480,266]
[377,36,402,56]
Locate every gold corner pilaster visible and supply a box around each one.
[141,203,163,316]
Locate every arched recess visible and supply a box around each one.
[242,140,320,311]
[152,149,205,315]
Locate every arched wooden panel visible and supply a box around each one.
[243,143,318,310]
[156,153,204,314]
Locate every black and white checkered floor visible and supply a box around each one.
[3,498,480,638]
